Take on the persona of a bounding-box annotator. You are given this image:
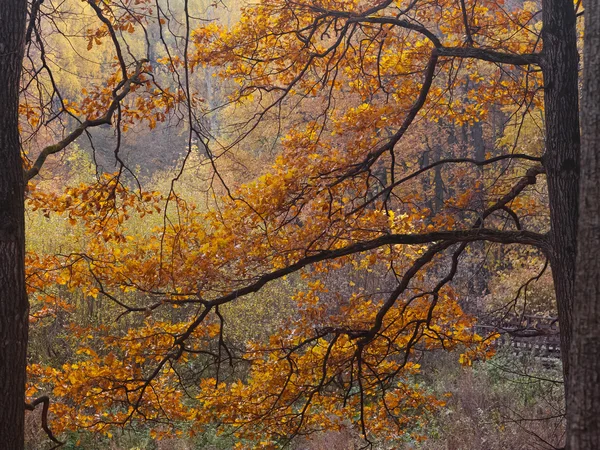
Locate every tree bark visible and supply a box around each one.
[0,1,28,449]
[567,0,600,447]
[541,0,580,383]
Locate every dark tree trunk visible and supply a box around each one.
[567,0,600,447]
[541,0,580,383]
[467,120,490,308]
[0,1,28,449]
[433,143,444,212]
[471,121,485,163]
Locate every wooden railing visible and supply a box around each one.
[475,315,561,360]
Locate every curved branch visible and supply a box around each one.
[481,166,545,219]
[25,59,148,181]
[501,205,522,230]
[334,51,439,182]
[25,396,64,448]
[304,5,541,65]
[86,0,128,80]
[200,227,548,311]
[356,17,540,65]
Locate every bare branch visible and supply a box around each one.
[25,396,64,448]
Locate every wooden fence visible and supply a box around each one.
[475,315,561,361]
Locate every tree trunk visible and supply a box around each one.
[0,1,28,449]
[541,0,580,383]
[566,0,600,447]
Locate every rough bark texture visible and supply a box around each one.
[567,0,600,447]
[541,0,580,383]
[0,1,28,449]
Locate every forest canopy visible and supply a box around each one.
[0,0,597,449]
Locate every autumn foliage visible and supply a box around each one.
[20,0,558,447]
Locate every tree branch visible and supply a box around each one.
[314,9,541,66]
[434,46,541,66]
[353,154,543,212]
[200,227,548,311]
[333,51,439,182]
[86,0,128,80]
[25,59,147,181]
[25,0,44,45]
[25,396,64,448]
